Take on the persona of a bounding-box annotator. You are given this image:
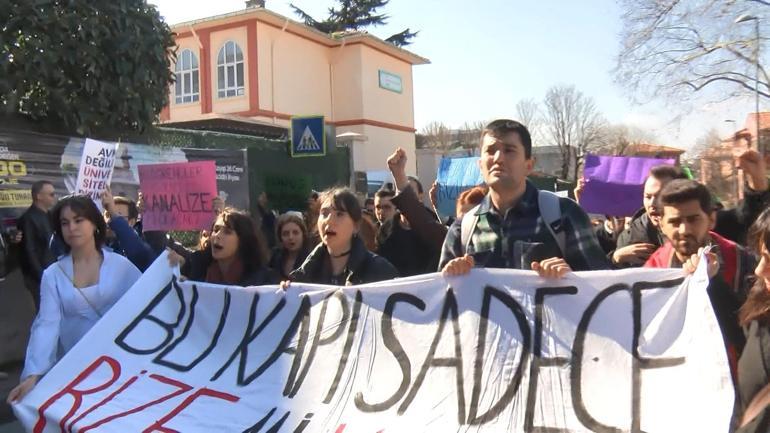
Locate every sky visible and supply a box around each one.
[148,0,762,151]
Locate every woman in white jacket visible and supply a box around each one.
[7,195,141,403]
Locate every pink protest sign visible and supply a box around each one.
[138,161,218,231]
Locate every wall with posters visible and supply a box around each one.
[0,130,250,229]
[0,127,351,223]
[146,127,350,213]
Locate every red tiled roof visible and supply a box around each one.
[744,112,770,133]
[625,143,686,155]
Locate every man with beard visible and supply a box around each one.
[645,179,755,377]
[613,165,689,267]
[615,149,769,267]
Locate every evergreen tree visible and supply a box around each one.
[1,0,176,135]
[290,0,418,47]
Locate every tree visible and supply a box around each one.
[1,0,176,135]
[420,121,452,150]
[687,128,736,203]
[543,85,606,181]
[515,98,545,146]
[687,128,723,161]
[455,120,486,151]
[615,0,769,105]
[594,124,658,156]
[290,0,418,47]
[515,98,540,128]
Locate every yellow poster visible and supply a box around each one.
[0,189,32,208]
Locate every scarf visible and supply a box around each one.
[205,257,244,285]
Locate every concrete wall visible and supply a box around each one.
[257,22,332,117]
[358,46,414,128]
[532,145,575,179]
[330,45,364,123]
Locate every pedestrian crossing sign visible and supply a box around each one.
[290,115,326,157]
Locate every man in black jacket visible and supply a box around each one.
[614,149,769,267]
[613,165,689,267]
[376,148,448,276]
[17,180,57,310]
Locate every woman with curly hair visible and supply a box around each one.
[176,208,278,286]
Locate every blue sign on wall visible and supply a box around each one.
[290,116,326,157]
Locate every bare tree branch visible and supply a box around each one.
[543,85,607,181]
[615,0,769,107]
[420,121,452,151]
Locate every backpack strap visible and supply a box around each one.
[460,204,481,254]
[461,192,565,256]
[538,190,565,255]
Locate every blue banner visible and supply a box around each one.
[435,156,483,217]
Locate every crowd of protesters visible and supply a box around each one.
[3,118,770,431]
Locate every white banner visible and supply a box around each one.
[13,257,733,432]
[73,138,117,210]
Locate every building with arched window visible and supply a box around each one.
[161,6,429,175]
[216,40,245,98]
[174,49,200,104]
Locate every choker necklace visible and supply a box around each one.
[330,249,351,258]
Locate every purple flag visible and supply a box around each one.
[581,154,675,216]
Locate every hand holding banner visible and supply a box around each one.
[12,257,733,432]
[138,160,218,231]
[74,138,118,210]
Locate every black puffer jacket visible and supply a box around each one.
[289,236,398,285]
[617,184,770,254]
[616,208,665,250]
[268,246,310,280]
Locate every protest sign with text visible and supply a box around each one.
[74,138,118,210]
[13,258,733,432]
[138,161,217,231]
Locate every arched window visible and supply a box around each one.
[217,41,245,98]
[174,49,199,104]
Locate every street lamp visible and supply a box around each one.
[735,14,762,154]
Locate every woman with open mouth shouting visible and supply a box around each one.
[286,187,397,287]
[176,208,278,286]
